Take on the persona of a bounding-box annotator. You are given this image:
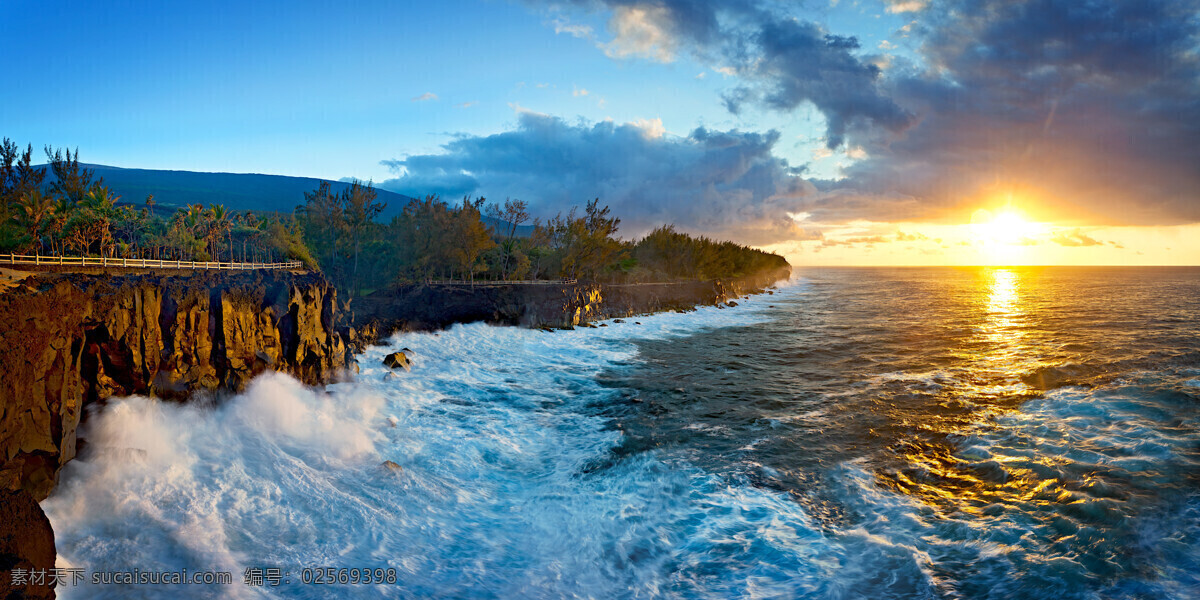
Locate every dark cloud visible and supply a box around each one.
[379,112,815,244]
[839,0,1200,225]
[545,0,913,149]
[541,0,1200,228]
[724,18,915,148]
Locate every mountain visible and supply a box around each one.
[39,164,538,235]
[40,164,418,219]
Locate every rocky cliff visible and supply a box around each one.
[352,265,792,336]
[0,271,353,501]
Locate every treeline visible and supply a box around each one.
[298,184,788,295]
[2,137,787,289]
[0,138,315,265]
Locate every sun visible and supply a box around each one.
[970,208,1044,246]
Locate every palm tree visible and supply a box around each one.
[83,185,119,211]
[208,204,231,261]
[47,197,73,255]
[10,190,54,254]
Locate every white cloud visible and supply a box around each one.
[552,17,594,39]
[601,5,677,62]
[506,102,548,117]
[884,0,929,13]
[572,86,590,97]
[455,101,477,109]
[629,117,666,139]
[411,92,438,102]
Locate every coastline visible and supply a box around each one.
[0,265,790,596]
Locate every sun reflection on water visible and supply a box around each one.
[987,269,1020,317]
[981,268,1027,375]
[877,268,1071,516]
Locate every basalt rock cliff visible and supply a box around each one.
[352,265,792,336]
[0,271,353,501]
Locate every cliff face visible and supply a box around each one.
[0,266,790,500]
[353,266,792,335]
[0,271,351,500]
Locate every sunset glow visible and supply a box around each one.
[971,208,1045,245]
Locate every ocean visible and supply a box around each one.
[42,267,1200,599]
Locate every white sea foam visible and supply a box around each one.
[43,275,1200,599]
[49,284,884,599]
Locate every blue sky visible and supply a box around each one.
[3,0,1198,264]
[0,0,910,181]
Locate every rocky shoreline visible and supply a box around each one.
[352,266,793,334]
[0,265,789,598]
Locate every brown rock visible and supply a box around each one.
[0,271,354,501]
[382,352,411,371]
[0,488,56,600]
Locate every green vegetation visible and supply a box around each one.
[2,137,787,291]
[1,138,316,266]
[299,189,788,295]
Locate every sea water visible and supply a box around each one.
[42,267,1200,598]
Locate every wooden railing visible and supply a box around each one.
[0,253,302,271]
[426,278,579,286]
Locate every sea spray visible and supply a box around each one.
[44,269,1200,599]
[47,287,871,599]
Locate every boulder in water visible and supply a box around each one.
[382,460,403,473]
[726,300,739,307]
[383,352,411,371]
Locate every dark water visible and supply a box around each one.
[45,267,1200,599]
[598,267,1200,598]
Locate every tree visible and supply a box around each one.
[2,141,47,209]
[46,197,73,255]
[2,140,49,252]
[448,197,494,282]
[298,181,346,280]
[558,199,623,280]
[10,190,54,253]
[485,198,530,280]
[45,146,97,204]
[340,179,385,291]
[207,204,231,260]
[82,185,120,256]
